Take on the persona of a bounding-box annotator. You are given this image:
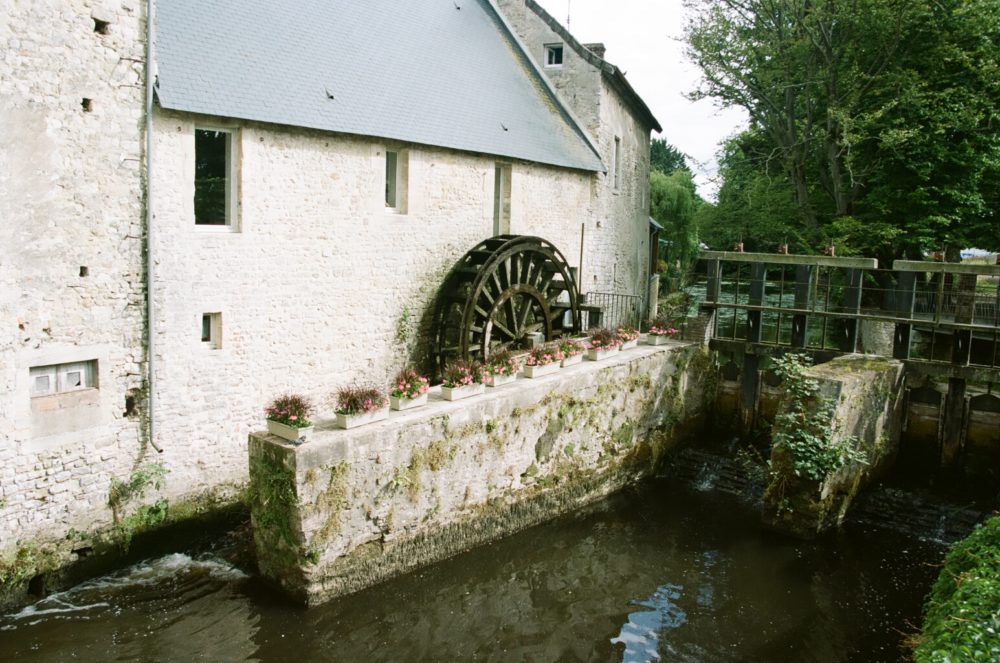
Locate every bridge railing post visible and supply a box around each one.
[893,272,916,360]
[840,268,863,353]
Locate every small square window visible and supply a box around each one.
[545,44,564,67]
[384,149,409,214]
[493,163,512,236]
[201,312,222,349]
[195,128,239,228]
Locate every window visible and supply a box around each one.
[493,163,512,236]
[385,149,409,213]
[613,136,622,190]
[195,128,238,227]
[545,44,564,67]
[201,312,222,349]
[30,361,97,397]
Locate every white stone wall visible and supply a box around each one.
[0,0,653,563]
[148,110,600,498]
[495,0,654,304]
[0,1,148,547]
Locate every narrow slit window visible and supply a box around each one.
[384,149,408,213]
[545,44,564,67]
[613,136,622,190]
[195,128,237,227]
[493,163,512,236]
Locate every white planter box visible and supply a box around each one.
[441,383,485,401]
[390,393,428,411]
[523,362,560,378]
[646,334,674,346]
[486,373,517,388]
[561,353,583,367]
[335,408,388,429]
[267,420,314,443]
[586,347,620,361]
[620,339,638,350]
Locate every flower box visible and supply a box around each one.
[441,383,485,401]
[390,393,428,411]
[335,408,388,429]
[267,420,313,443]
[586,346,620,361]
[561,353,583,367]
[524,362,560,378]
[646,334,674,346]
[486,373,517,388]
[620,339,638,350]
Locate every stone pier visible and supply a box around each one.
[248,342,712,606]
[762,355,905,538]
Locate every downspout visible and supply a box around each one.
[145,0,162,452]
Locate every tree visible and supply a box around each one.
[650,138,690,175]
[685,0,1000,260]
[651,169,700,277]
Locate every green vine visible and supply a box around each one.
[770,354,866,482]
[107,462,169,551]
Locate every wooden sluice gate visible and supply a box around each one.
[696,250,1000,478]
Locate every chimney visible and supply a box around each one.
[583,42,606,59]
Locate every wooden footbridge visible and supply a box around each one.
[696,250,1000,469]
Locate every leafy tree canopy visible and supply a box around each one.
[650,138,690,175]
[685,0,1000,261]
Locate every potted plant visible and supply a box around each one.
[647,317,680,346]
[484,349,520,387]
[586,327,622,361]
[390,367,430,411]
[265,394,315,443]
[524,342,563,378]
[334,384,388,429]
[617,325,640,350]
[441,359,486,401]
[559,339,586,367]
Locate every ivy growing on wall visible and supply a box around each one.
[770,354,866,482]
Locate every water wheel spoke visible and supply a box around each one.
[492,318,516,341]
[516,296,535,333]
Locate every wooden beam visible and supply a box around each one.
[892,260,1000,276]
[700,251,877,269]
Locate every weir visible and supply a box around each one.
[248,342,712,605]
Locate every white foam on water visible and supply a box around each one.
[2,553,247,623]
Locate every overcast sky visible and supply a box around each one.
[533,0,747,198]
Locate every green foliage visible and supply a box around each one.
[686,0,1000,260]
[108,463,167,517]
[650,138,690,175]
[651,169,701,278]
[916,517,1000,661]
[247,451,301,571]
[107,462,170,550]
[0,543,42,587]
[770,354,866,482]
[265,393,314,428]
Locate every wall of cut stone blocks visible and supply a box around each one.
[0,1,150,550]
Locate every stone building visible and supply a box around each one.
[0,0,659,569]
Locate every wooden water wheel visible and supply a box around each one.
[432,235,581,372]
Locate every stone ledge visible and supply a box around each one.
[248,340,712,605]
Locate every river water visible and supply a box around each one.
[0,479,943,662]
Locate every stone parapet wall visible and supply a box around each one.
[248,342,712,605]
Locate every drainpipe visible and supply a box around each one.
[145,0,162,453]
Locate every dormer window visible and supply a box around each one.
[545,44,564,67]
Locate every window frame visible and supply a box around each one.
[613,136,622,191]
[194,126,240,230]
[493,163,512,236]
[30,360,98,397]
[544,43,564,68]
[384,148,409,214]
[201,312,223,350]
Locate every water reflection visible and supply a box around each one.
[0,482,942,662]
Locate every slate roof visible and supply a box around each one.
[154,0,605,172]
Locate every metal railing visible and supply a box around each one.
[581,292,642,330]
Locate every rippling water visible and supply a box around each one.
[0,480,943,662]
